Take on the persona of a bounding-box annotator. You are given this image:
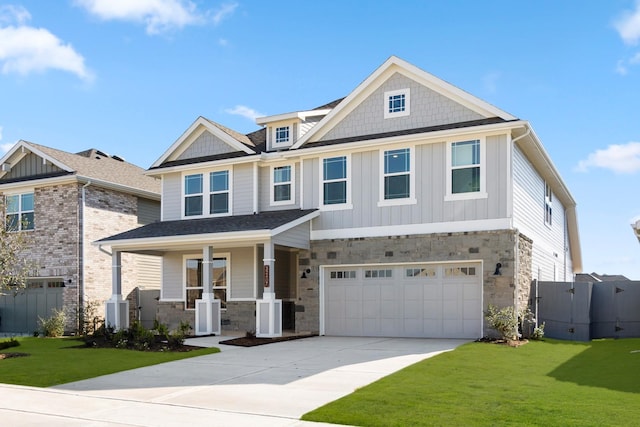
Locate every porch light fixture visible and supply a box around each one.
[494,263,502,276]
[301,268,310,279]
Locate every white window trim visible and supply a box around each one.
[274,126,290,144]
[445,137,488,201]
[544,181,553,228]
[378,146,417,207]
[183,253,231,310]
[269,121,296,149]
[181,168,233,219]
[384,88,411,119]
[319,154,353,211]
[270,163,296,206]
[5,190,35,232]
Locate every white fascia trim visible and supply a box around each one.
[270,210,319,236]
[292,121,528,158]
[95,230,274,251]
[151,117,254,168]
[145,153,262,177]
[256,109,332,125]
[15,141,73,172]
[76,176,161,201]
[311,218,513,240]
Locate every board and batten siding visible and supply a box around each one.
[3,152,63,179]
[161,252,183,300]
[307,134,510,231]
[176,130,238,161]
[512,145,572,281]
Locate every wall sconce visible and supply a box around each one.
[494,263,502,276]
[301,268,311,279]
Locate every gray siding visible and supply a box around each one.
[229,247,255,299]
[273,222,311,249]
[161,252,183,300]
[162,172,181,220]
[233,163,254,215]
[310,135,509,230]
[320,73,485,142]
[177,130,237,161]
[512,145,571,280]
[137,197,160,224]
[300,116,323,138]
[3,152,63,179]
[136,254,161,289]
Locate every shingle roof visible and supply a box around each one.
[98,209,318,242]
[26,142,160,195]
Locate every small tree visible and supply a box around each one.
[0,196,34,295]
[484,304,520,341]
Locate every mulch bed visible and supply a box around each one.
[219,333,317,347]
[476,337,529,347]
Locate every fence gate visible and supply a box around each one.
[0,280,64,334]
[533,281,592,341]
[591,282,640,338]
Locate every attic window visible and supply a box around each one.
[275,126,290,144]
[384,88,410,119]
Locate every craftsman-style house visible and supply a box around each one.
[98,56,581,339]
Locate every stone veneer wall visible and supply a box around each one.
[155,302,194,332]
[296,230,528,336]
[516,233,533,310]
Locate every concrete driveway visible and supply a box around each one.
[0,336,467,426]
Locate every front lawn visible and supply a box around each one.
[0,337,219,387]
[303,338,640,427]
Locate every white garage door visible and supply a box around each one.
[323,263,482,339]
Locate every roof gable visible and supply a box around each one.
[292,56,516,149]
[151,117,256,168]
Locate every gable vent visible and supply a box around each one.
[1,163,10,172]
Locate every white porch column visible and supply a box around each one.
[195,245,221,336]
[105,250,129,330]
[256,241,282,337]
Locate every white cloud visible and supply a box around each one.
[615,59,628,75]
[218,38,229,47]
[615,1,640,45]
[212,3,238,26]
[575,142,640,174]
[225,105,264,121]
[0,5,93,81]
[75,0,215,35]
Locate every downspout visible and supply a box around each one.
[80,181,91,333]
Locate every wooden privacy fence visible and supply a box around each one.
[532,280,640,341]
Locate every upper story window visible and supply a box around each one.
[379,148,416,206]
[271,165,294,205]
[6,192,35,231]
[322,156,350,209]
[544,182,553,226]
[446,138,487,201]
[275,126,290,144]
[183,169,231,218]
[384,88,410,119]
[210,171,229,215]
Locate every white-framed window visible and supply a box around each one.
[184,254,229,310]
[209,170,229,215]
[270,164,294,205]
[378,147,416,206]
[406,267,437,278]
[544,182,553,226]
[364,269,393,279]
[445,266,477,277]
[182,169,232,218]
[275,126,290,144]
[5,192,35,231]
[446,138,487,201]
[384,88,410,119]
[321,155,351,210]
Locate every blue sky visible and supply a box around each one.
[1,1,639,279]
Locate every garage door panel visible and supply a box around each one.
[324,263,482,339]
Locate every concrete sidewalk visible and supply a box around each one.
[0,336,467,426]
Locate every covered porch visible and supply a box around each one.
[95,209,318,337]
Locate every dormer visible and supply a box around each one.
[256,109,332,151]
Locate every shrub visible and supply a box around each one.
[0,338,20,350]
[484,304,519,341]
[38,308,66,337]
[531,322,546,340]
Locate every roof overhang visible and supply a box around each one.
[255,109,332,126]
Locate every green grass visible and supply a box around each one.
[0,336,219,387]
[303,339,640,427]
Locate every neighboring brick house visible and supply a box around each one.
[99,56,582,339]
[0,141,161,333]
